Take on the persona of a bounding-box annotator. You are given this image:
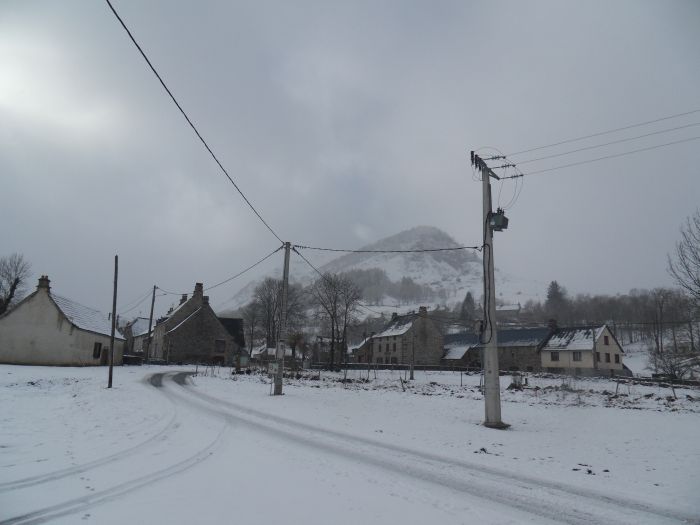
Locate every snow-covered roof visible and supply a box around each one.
[51,294,125,340]
[348,337,371,352]
[543,326,606,351]
[443,346,470,360]
[252,345,293,358]
[496,304,521,312]
[129,317,152,337]
[374,314,416,338]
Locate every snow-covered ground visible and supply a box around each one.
[1,364,698,524]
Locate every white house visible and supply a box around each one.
[541,324,626,376]
[0,276,124,366]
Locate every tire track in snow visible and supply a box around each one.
[0,373,226,525]
[0,374,177,493]
[173,374,697,525]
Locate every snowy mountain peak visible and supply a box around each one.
[320,226,480,276]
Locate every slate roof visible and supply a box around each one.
[218,317,245,348]
[51,293,125,340]
[443,327,551,351]
[349,336,372,352]
[443,345,471,360]
[374,313,417,338]
[251,345,293,358]
[543,326,606,351]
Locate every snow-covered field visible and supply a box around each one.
[1,364,698,524]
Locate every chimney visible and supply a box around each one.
[418,306,427,317]
[37,275,51,292]
[202,295,209,305]
[391,312,398,321]
[180,294,188,305]
[547,318,558,332]
[193,282,204,299]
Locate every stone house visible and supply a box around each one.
[541,324,627,376]
[367,307,443,365]
[150,283,240,365]
[442,327,551,372]
[0,276,124,366]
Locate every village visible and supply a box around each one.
[2,1,699,523]
[0,274,633,379]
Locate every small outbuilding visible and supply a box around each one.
[0,276,124,366]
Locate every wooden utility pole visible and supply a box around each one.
[144,285,156,364]
[472,152,509,429]
[273,242,291,395]
[108,255,118,389]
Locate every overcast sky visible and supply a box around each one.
[1,0,699,318]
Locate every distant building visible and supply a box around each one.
[0,276,124,366]
[442,323,629,376]
[123,317,151,356]
[442,326,550,371]
[363,306,443,365]
[151,283,241,365]
[495,303,522,324]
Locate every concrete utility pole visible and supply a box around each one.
[274,242,291,395]
[472,152,509,429]
[108,255,118,389]
[144,285,156,364]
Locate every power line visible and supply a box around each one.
[204,245,285,291]
[507,108,700,157]
[119,291,167,316]
[292,247,382,317]
[118,288,153,313]
[523,136,700,176]
[103,0,283,244]
[517,122,700,166]
[293,244,482,254]
[157,245,285,296]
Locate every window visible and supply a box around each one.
[573,351,582,362]
[390,357,398,364]
[614,354,620,364]
[550,351,559,362]
[604,335,609,345]
[392,343,396,352]
[376,357,383,364]
[605,353,611,363]
[93,342,102,359]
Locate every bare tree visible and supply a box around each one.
[253,278,281,348]
[310,273,362,369]
[311,273,342,369]
[338,277,362,365]
[0,254,32,316]
[240,301,262,356]
[251,277,306,349]
[669,209,700,305]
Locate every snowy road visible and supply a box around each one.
[1,369,697,525]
